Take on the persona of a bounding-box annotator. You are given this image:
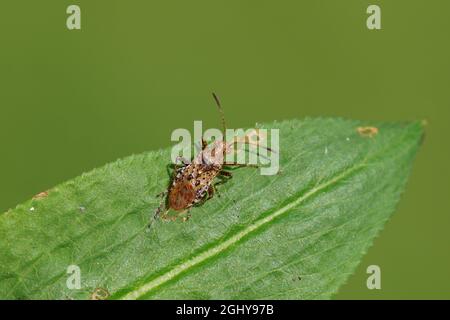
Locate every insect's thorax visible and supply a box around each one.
[193,140,231,166]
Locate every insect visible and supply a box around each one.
[154,93,273,222]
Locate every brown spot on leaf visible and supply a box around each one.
[357,126,379,138]
[33,191,49,200]
[90,287,110,300]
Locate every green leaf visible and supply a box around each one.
[0,118,423,300]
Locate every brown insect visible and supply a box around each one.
[154,93,272,222]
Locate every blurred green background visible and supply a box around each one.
[0,0,449,299]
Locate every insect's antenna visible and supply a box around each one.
[244,139,276,154]
[212,92,226,134]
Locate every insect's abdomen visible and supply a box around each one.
[168,182,196,211]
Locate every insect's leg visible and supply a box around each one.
[210,171,233,198]
[207,184,215,199]
[214,171,232,188]
[165,159,189,184]
[175,156,191,166]
[153,190,168,221]
[219,170,232,177]
[165,163,174,176]
[156,190,168,198]
[182,209,192,222]
[162,209,190,222]
[154,195,169,221]
[155,193,167,210]
[165,157,189,176]
[216,170,233,183]
[161,211,177,221]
